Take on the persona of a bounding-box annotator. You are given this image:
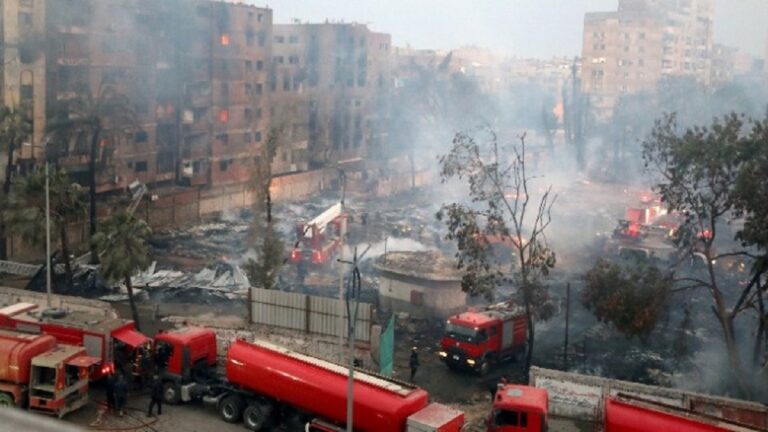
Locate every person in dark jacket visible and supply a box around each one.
[114,373,128,417]
[105,372,116,412]
[147,375,163,417]
[409,347,419,383]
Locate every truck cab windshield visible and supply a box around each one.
[445,323,487,343]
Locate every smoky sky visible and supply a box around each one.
[259,0,768,59]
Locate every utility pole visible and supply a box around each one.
[44,162,52,309]
[339,245,369,432]
[564,282,571,371]
[337,169,346,363]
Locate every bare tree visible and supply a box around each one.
[437,128,557,372]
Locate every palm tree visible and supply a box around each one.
[0,105,32,260]
[47,83,137,264]
[92,211,151,330]
[11,167,86,288]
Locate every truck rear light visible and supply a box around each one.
[291,249,301,262]
[312,251,322,264]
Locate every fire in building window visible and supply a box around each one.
[220,33,230,46]
[219,109,229,123]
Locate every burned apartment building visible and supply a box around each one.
[42,0,274,194]
[581,0,714,117]
[272,22,392,173]
[1,0,393,215]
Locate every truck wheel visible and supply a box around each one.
[243,403,273,431]
[219,395,244,423]
[0,393,13,407]
[163,381,181,405]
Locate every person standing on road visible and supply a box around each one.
[114,373,128,417]
[147,375,163,417]
[105,372,116,412]
[409,347,419,383]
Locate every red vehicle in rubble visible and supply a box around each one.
[486,384,761,432]
[439,302,528,375]
[291,202,348,266]
[0,329,96,418]
[0,302,150,380]
[155,328,464,432]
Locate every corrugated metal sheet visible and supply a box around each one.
[250,288,372,342]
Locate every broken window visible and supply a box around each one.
[134,131,148,143]
[134,161,148,173]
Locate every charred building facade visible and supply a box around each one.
[1,0,392,205]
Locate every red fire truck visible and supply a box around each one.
[486,384,762,432]
[439,302,528,375]
[155,328,464,432]
[0,302,150,380]
[0,330,96,418]
[291,202,347,266]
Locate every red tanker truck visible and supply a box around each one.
[439,302,527,375]
[0,329,96,418]
[156,328,464,432]
[487,384,762,432]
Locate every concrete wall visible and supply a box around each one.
[0,286,117,318]
[378,274,466,319]
[529,367,768,429]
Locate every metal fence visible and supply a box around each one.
[250,288,372,343]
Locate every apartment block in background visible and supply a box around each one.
[581,0,714,117]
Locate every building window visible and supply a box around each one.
[220,34,230,46]
[256,60,263,70]
[274,35,285,43]
[289,56,299,65]
[289,35,299,44]
[254,83,263,95]
[217,133,228,145]
[221,82,229,98]
[245,83,252,95]
[245,132,252,143]
[219,160,232,171]
[410,291,424,306]
[283,75,290,91]
[245,60,253,72]
[257,13,264,23]
[245,107,253,121]
[134,131,148,143]
[20,84,33,100]
[257,32,266,47]
[274,56,284,64]
[254,131,262,142]
[20,0,33,6]
[246,31,255,46]
[255,108,262,119]
[134,161,148,172]
[219,109,229,123]
[18,12,33,27]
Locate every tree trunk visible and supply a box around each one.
[754,275,765,366]
[0,138,15,260]
[715,299,750,397]
[89,128,100,264]
[266,187,272,224]
[525,301,535,373]
[59,222,74,290]
[125,276,141,331]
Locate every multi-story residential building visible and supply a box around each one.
[272,22,392,170]
[581,0,714,117]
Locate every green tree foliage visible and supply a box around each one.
[246,127,284,290]
[92,212,151,330]
[437,128,556,372]
[47,83,137,264]
[582,259,673,342]
[10,167,85,289]
[643,111,768,396]
[0,105,32,260]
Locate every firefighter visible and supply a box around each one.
[105,371,116,412]
[114,373,128,417]
[409,347,419,383]
[489,375,509,399]
[147,375,163,417]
